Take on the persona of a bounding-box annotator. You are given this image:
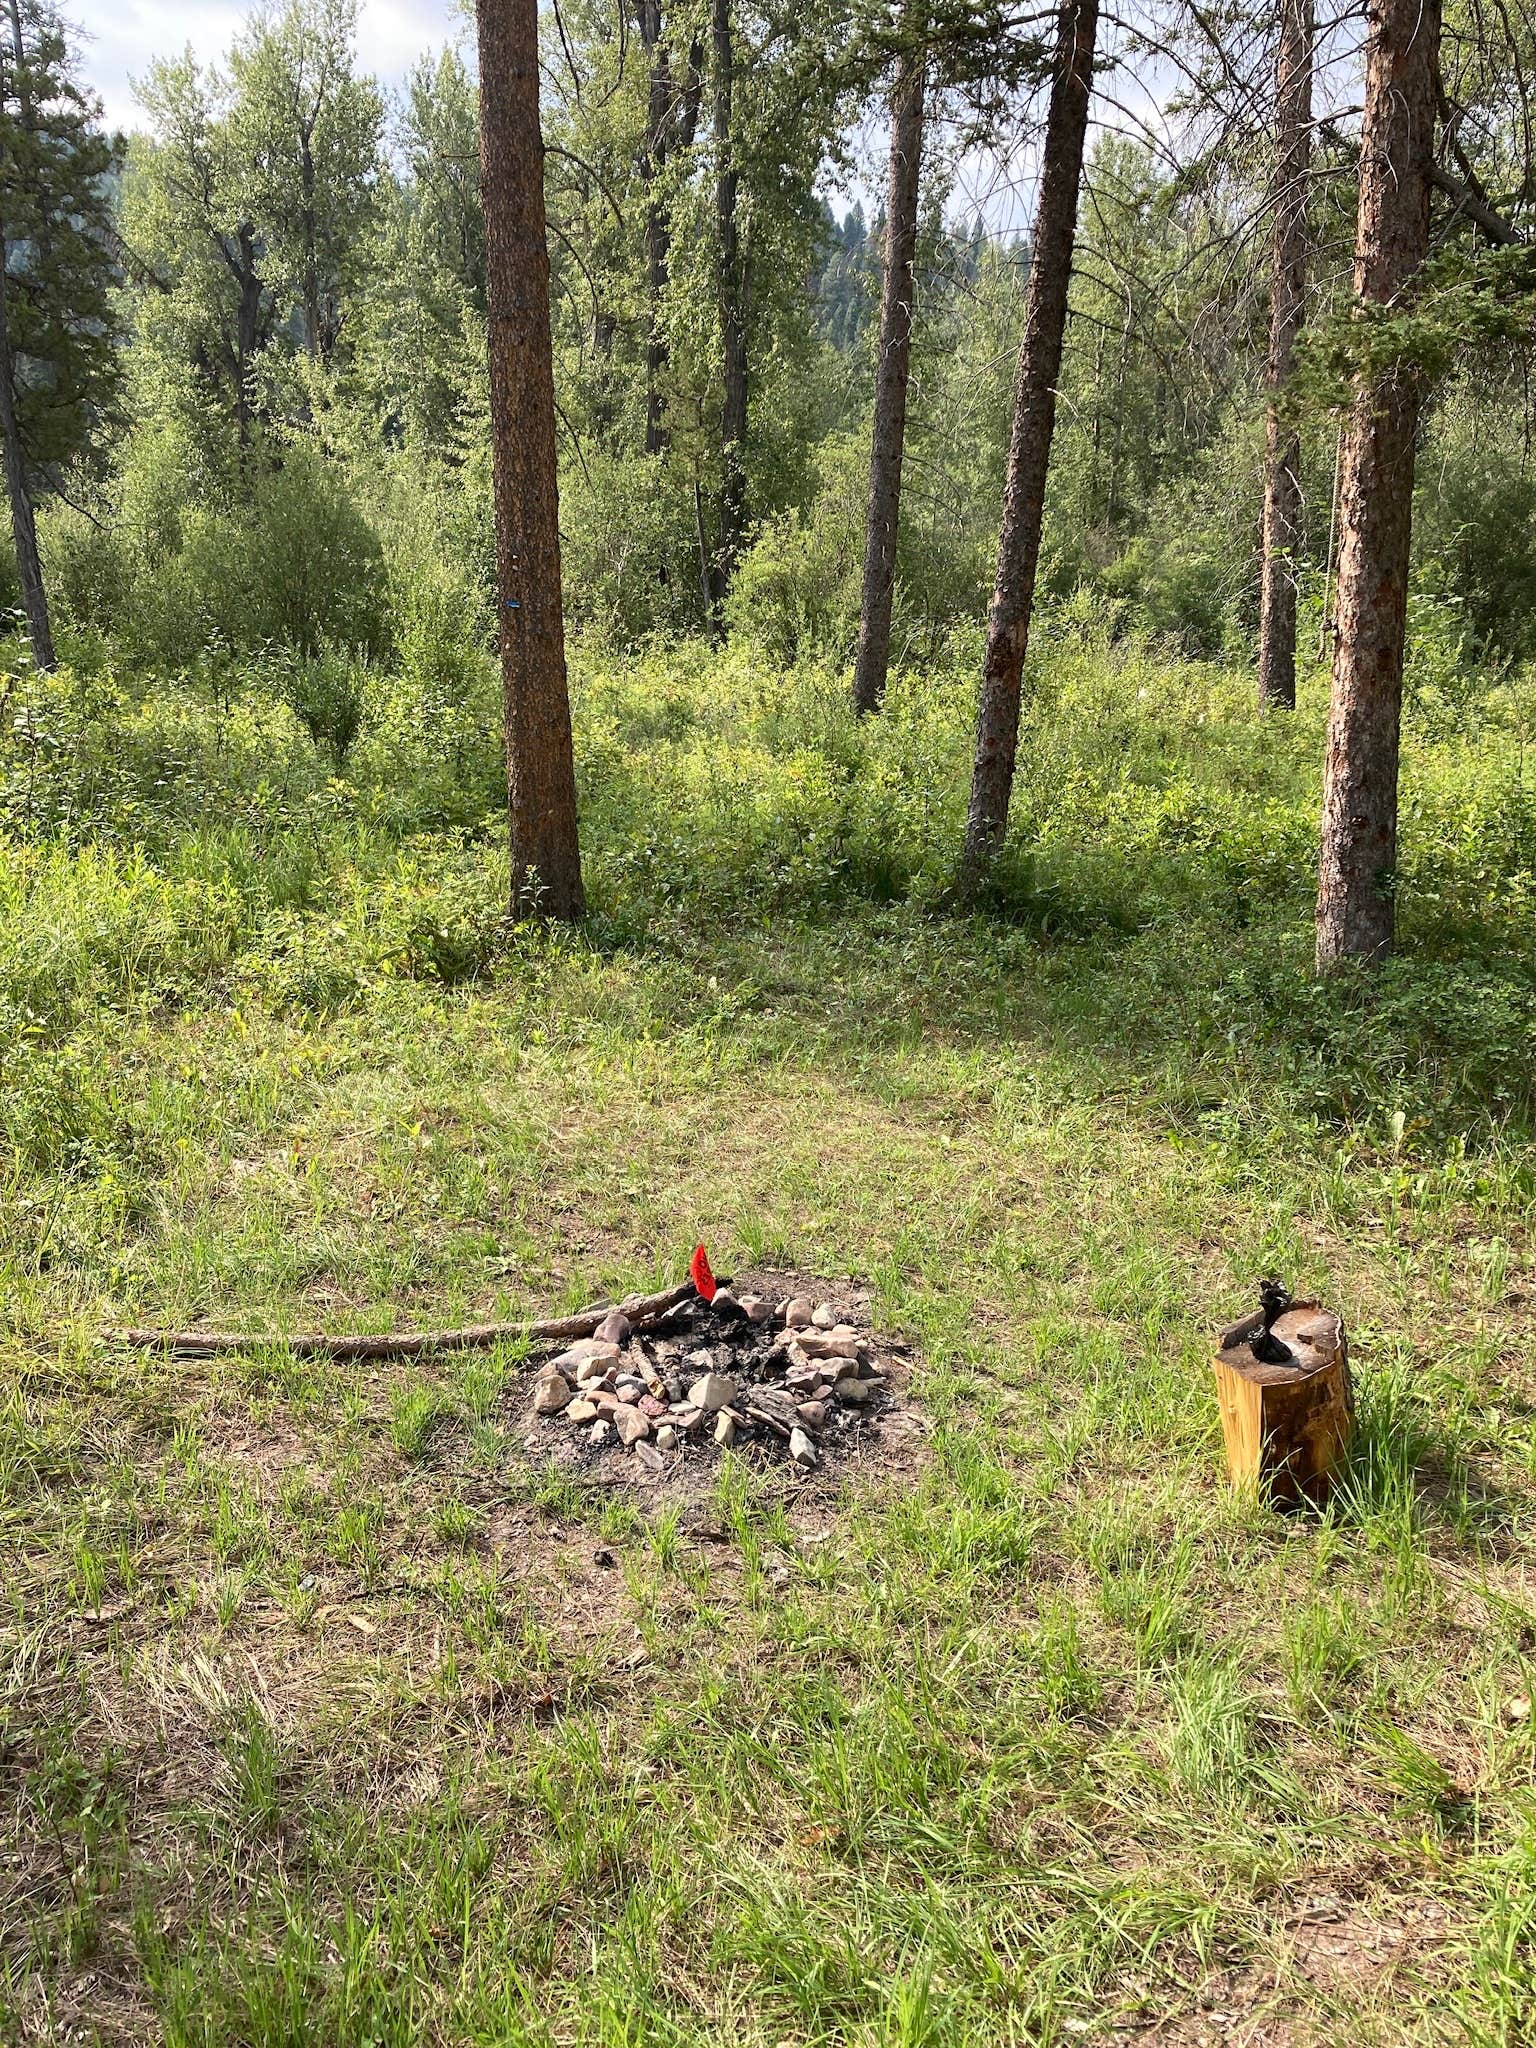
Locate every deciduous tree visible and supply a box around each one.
[1256,0,1312,712]
[851,42,925,715]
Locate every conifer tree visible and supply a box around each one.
[0,0,119,669]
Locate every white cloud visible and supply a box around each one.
[67,0,468,133]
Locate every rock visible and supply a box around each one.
[591,1419,612,1446]
[711,1288,741,1317]
[836,1376,874,1404]
[533,1373,571,1415]
[714,1411,738,1447]
[797,1331,862,1362]
[789,1428,818,1468]
[567,1397,599,1424]
[656,1424,678,1452]
[591,1392,621,1418]
[688,1370,738,1414]
[811,1303,837,1328]
[614,1405,652,1447]
[739,1295,772,1322]
[784,1297,813,1329]
[596,1309,632,1346]
[639,1394,668,1419]
[668,1404,702,1431]
[782,1340,811,1372]
[784,1364,821,1391]
[796,1400,827,1427]
[635,1441,664,1475]
[556,1338,621,1371]
[616,1387,642,1407]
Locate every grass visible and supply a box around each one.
[4,633,1536,2041]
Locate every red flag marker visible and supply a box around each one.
[689,1244,717,1301]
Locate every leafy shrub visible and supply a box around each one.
[726,433,866,663]
[46,432,389,668]
[279,644,371,762]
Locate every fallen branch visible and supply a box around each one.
[105,1280,697,1362]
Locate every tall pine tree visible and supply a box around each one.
[0,0,119,669]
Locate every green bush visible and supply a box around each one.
[45,432,389,668]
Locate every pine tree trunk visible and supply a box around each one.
[1256,0,1312,713]
[476,0,585,921]
[0,253,52,673]
[712,0,748,613]
[0,9,53,675]
[961,0,1097,879]
[852,48,925,717]
[1315,0,1440,968]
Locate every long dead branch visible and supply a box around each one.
[105,1280,698,1362]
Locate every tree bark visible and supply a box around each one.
[476,0,585,921]
[1213,1302,1353,1509]
[961,0,1097,880]
[0,22,53,673]
[638,0,674,455]
[636,23,703,457]
[711,0,748,614]
[108,1278,700,1361]
[235,222,263,448]
[1315,0,1440,969]
[852,48,926,717]
[0,255,52,672]
[1256,0,1312,713]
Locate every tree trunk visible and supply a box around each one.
[635,7,704,458]
[852,47,926,717]
[1213,1301,1353,1509]
[0,21,53,674]
[0,250,52,673]
[961,0,1098,880]
[1315,0,1440,968]
[235,222,263,449]
[476,0,585,921]
[711,0,748,614]
[638,0,673,455]
[1256,0,1313,713]
[300,125,322,361]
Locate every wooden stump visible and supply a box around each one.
[1213,1301,1353,1508]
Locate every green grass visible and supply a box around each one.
[4,636,1536,2041]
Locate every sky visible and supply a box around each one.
[68,0,468,133]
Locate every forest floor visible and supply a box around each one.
[4,644,1536,2044]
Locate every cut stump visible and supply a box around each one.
[1213,1300,1352,1508]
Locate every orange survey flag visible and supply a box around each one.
[689,1244,717,1301]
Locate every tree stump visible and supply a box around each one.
[1213,1301,1353,1508]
